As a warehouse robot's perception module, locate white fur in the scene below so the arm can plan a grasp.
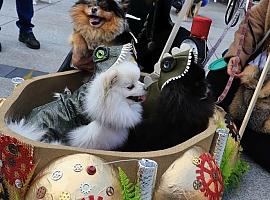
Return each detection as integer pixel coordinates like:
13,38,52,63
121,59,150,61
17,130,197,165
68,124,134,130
69,61,146,149
7,119,45,141
7,61,146,150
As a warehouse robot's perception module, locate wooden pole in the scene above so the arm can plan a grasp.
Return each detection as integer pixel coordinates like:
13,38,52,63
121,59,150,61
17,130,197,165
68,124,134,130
153,0,193,76
239,53,270,138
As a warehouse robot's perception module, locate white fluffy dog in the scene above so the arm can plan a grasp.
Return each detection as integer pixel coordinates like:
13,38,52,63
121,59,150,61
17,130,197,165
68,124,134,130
8,61,146,150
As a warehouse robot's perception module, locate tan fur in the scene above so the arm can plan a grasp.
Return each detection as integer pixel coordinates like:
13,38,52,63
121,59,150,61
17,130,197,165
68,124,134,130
229,87,243,120
229,64,270,134
262,118,270,132
70,4,127,50
240,64,259,89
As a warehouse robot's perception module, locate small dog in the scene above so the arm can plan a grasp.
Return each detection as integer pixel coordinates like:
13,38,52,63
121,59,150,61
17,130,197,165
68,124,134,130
7,61,146,150
229,64,270,134
124,47,215,151
70,0,129,68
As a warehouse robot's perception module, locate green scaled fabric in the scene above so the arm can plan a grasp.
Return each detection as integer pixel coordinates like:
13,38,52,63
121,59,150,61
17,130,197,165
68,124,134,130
24,44,135,143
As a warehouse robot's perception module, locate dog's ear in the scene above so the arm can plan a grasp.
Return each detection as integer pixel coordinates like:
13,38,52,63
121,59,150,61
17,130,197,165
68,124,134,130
103,69,118,94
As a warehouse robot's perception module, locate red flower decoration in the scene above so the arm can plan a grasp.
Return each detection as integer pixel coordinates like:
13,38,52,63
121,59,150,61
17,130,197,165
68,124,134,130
196,153,224,200
0,134,34,186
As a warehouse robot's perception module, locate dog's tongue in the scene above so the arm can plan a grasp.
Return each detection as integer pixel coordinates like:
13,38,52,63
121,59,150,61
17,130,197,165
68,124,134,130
138,95,146,102
90,16,101,25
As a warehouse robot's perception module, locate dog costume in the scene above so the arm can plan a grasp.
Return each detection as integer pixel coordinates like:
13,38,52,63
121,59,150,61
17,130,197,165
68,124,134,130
125,45,215,151
14,43,134,143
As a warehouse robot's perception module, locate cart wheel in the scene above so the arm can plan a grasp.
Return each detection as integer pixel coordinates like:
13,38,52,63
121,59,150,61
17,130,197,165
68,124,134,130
0,42,2,52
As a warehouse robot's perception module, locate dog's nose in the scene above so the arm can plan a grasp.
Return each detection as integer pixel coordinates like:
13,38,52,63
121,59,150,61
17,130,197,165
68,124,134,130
92,7,98,14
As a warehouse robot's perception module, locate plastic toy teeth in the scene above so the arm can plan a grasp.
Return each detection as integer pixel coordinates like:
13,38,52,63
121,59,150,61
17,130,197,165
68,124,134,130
113,43,133,66
161,48,194,90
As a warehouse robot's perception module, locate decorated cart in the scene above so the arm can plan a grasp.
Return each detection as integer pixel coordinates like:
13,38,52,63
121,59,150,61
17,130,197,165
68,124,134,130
0,0,261,199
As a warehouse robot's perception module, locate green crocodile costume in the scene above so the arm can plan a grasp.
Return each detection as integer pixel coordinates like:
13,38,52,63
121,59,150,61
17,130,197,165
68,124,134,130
143,46,195,118
25,43,135,143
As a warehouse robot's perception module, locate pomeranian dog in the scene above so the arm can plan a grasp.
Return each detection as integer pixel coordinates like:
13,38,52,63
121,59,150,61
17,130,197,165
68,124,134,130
70,0,129,69
229,64,270,134
7,61,146,150
124,47,215,151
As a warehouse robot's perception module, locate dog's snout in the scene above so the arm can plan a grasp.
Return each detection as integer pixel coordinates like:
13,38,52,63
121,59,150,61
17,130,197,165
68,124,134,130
91,7,98,14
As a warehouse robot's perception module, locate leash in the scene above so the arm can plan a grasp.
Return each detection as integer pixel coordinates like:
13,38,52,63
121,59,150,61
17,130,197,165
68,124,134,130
215,0,254,104
202,0,246,67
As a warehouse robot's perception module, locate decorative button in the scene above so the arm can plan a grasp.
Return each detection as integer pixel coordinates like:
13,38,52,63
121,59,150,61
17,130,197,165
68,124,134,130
36,186,47,199
51,170,63,181
192,156,201,166
7,158,16,167
73,164,83,172
193,180,202,190
59,191,71,200
87,166,96,175
7,144,19,155
106,186,114,196
15,179,22,188
80,182,92,195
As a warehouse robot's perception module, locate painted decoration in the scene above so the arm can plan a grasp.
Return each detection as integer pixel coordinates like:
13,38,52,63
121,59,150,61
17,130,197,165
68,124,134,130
24,154,123,200
154,146,224,200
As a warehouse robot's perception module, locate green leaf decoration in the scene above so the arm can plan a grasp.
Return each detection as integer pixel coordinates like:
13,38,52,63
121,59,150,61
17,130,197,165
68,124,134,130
118,167,141,200
220,136,249,189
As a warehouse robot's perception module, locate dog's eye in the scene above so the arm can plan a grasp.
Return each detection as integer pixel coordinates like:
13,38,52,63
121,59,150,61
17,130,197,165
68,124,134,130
161,56,176,72
127,84,135,90
93,46,109,63
98,1,110,11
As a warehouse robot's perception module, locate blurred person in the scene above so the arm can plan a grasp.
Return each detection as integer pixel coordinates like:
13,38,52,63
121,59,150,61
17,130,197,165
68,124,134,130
207,0,270,110
16,0,40,49
207,0,270,172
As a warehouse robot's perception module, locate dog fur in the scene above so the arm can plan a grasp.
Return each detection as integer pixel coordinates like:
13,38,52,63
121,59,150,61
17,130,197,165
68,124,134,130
229,64,270,133
124,53,215,152
7,61,146,150
70,0,129,67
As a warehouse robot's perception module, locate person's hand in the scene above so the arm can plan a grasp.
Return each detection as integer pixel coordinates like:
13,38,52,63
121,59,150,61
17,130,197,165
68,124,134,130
227,56,243,78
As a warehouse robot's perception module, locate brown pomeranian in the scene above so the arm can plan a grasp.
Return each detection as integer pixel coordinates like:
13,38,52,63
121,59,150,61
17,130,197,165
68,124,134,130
70,0,129,70
229,64,270,134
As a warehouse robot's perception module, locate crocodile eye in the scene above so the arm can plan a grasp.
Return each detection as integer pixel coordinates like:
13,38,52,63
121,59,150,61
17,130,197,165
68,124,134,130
93,46,109,63
161,56,176,72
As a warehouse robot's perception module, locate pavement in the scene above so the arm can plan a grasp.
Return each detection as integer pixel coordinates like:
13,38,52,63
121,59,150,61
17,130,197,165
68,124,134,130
0,0,269,199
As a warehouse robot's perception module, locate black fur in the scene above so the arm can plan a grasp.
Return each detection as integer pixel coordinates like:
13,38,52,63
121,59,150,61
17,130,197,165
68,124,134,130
124,61,215,152
75,0,128,18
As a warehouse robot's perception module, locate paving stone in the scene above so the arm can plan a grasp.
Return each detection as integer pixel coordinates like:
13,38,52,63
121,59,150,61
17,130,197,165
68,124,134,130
0,64,16,77
5,67,48,78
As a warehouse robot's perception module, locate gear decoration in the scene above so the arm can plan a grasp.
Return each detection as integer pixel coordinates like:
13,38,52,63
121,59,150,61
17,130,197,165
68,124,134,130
195,153,224,200
36,186,47,199
80,182,93,195
59,191,71,200
0,134,34,186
